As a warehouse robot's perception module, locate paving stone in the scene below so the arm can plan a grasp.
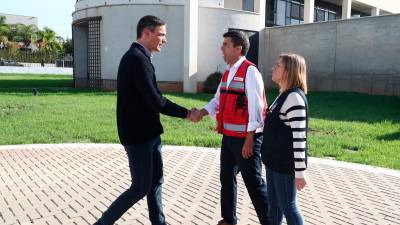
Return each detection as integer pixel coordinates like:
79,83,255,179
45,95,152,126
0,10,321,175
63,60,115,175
0,144,399,225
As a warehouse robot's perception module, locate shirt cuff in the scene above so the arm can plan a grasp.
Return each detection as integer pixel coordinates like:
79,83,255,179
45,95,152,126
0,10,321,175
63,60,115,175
295,170,306,179
247,121,262,132
204,104,217,118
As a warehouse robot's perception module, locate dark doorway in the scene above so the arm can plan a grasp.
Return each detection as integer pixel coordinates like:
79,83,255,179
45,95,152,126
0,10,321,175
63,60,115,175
72,17,102,89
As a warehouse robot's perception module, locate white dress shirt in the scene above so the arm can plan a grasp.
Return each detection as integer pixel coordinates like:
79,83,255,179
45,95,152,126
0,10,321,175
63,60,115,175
204,56,266,133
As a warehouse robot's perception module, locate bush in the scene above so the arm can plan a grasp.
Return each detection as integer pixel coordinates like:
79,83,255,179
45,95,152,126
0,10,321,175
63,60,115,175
0,49,61,63
203,71,223,94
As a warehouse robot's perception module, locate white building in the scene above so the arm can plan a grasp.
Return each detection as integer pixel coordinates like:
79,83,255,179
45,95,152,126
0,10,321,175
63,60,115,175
0,13,38,26
72,0,400,93
73,0,265,92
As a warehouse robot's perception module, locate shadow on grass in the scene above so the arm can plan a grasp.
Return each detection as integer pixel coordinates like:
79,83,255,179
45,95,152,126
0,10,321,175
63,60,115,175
167,92,216,102
112,90,400,123
2,79,399,123
0,79,73,88
0,87,116,96
377,131,400,141
306,91,400,123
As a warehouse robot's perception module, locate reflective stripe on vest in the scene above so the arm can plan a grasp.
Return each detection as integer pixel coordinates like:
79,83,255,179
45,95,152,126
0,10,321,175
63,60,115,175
223,123,247,132
229,81,245,90
220,82,228,88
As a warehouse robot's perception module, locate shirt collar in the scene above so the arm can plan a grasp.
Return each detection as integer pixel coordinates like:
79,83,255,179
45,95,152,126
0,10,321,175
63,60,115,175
135,41,152,59
228,56,246,70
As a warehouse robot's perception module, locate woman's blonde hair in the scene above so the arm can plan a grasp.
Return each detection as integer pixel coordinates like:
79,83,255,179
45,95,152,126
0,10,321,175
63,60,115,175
280,53,308,94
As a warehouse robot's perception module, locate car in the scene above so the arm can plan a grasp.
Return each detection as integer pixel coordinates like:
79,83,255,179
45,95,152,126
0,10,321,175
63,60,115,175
0,59,24,67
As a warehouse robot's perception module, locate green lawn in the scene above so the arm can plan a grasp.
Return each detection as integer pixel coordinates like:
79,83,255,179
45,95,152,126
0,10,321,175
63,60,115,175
0,74,399,169
0,73,73,88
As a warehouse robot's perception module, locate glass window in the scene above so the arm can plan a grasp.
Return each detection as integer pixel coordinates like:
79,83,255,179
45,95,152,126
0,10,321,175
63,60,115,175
276,0,286,25
271,0,342,25
266,0,276,26
286,1,292,18
243,0,254,12
291,18,300,24
273,0,310,26
316,9,325,21
291,3,300,19
314,9,317,21
328,12,336,20
300,5,304,20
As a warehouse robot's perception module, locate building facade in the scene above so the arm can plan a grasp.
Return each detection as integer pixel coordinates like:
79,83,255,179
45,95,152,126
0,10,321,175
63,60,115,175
0,13,38,26
72,0,400,95
72,0,265,92
265,0,399,26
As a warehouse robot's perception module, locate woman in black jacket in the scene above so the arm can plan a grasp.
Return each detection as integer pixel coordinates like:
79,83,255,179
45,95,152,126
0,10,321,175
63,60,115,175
262,53,308,225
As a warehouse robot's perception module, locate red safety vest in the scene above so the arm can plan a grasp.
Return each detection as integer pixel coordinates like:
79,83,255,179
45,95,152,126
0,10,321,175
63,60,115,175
217,59,267,138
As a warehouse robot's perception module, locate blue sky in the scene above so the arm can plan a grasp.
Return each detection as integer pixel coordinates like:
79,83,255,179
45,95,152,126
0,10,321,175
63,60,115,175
2,0,75,39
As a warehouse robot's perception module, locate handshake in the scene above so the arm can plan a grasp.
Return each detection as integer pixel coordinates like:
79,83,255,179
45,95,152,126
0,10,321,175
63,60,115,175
187,108,204,123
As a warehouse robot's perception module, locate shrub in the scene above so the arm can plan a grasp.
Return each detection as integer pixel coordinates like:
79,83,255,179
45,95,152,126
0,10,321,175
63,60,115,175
0,49,60,63
203,71,223,94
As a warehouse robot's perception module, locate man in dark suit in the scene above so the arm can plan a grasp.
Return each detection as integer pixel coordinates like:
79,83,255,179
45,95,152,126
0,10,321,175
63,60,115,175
95,15,198,225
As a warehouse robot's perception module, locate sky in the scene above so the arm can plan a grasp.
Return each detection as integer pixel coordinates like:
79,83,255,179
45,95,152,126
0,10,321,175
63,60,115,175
2,0,75,39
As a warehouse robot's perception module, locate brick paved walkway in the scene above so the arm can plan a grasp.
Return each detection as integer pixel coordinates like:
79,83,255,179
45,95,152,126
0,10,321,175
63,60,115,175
0,144,399,225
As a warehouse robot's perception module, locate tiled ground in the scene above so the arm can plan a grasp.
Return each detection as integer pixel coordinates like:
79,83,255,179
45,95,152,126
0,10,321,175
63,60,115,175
0,144,399,225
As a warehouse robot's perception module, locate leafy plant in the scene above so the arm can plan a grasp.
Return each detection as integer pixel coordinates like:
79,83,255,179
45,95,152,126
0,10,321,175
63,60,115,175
203,71,223,94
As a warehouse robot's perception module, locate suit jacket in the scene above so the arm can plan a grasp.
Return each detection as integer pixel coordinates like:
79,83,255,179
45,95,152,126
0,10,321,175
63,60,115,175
116,42,188,145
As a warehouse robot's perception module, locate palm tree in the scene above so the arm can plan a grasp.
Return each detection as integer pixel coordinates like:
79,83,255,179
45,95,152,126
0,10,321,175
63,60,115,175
0,16,9,47
0,26,9,46
9,24,23,42
6,23,38,47
20,24,38,47
0,16,6,26
37,27,62,52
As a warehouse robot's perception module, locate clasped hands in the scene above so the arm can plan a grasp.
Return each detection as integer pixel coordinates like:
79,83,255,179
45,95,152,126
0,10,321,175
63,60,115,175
188,108,203,122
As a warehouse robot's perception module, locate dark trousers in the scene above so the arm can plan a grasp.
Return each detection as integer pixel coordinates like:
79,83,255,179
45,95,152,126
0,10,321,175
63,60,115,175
95,136,166,225
220,134,269,225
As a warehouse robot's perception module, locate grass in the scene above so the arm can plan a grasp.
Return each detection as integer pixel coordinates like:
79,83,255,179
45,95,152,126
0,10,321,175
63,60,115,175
0,73,399,169
0,73,73,88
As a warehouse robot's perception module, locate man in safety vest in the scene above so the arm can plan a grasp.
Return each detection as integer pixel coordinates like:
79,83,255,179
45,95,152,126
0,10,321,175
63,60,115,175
195,30,269,225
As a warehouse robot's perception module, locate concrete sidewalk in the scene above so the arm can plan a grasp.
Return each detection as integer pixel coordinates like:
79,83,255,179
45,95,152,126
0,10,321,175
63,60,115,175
0,144,399,225
0,66,72,75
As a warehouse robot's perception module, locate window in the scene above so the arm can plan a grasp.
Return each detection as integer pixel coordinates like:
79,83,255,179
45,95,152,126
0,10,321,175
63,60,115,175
243,0,254,12
300,5,304,20
291,3,300,19
315,8,325,22
276,0,286,25
270,0,341,26
286,1,291,18
277,0,304,25
291,18,301,24
328,12,336,20
266,0,276,26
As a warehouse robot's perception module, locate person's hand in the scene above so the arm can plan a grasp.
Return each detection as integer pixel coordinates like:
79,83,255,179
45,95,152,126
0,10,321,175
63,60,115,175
295,178,306,191
189,108,203,122
242,136,254,159
242,132,254,159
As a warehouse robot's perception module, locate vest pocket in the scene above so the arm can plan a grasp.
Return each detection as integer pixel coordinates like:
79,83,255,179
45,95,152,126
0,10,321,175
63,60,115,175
234,94,247,117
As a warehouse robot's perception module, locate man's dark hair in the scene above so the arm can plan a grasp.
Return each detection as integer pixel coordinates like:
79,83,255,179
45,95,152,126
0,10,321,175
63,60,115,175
137,15,166,39
223,30,250,56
